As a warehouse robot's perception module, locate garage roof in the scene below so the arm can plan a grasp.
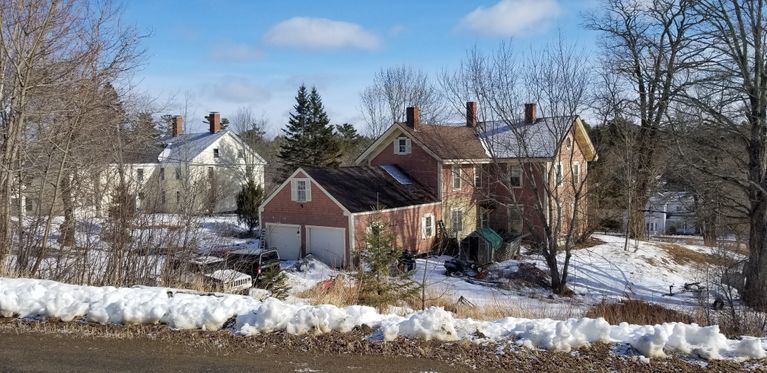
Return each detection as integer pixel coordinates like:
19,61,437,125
303,165,438,213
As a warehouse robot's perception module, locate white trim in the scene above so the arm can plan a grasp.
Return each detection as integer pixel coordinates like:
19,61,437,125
348,214,356,255
351,201,441,216
450,208,464,235
355,124,442,164
394,136,411,155
572,162,581,185
422,213,435,239
305,225,346,232
451,165,461,191
291,178,311,202
266,222,301,229
261,168,353,216
509,165,523,188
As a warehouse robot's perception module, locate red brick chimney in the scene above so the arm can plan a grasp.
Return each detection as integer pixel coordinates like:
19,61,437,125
171,115,183,137
524,103,537,124
466,101,477,128
406,106,420,130
208,112,221,134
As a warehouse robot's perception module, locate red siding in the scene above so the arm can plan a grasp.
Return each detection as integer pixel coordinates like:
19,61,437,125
369,136,440,196
261,171,349,260
353,203,442,255
482,163,548,242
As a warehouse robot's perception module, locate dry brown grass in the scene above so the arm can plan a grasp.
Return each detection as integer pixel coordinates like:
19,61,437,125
585,300,693,325
655,243,729,268
299,280,580,321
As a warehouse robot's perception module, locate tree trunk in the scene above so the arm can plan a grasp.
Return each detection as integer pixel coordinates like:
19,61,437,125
701,216,718,247
629,193,649,239
59,171,76,247
743,199,767,310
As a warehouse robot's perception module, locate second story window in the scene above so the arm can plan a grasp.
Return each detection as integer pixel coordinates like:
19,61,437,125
213,148,220,158
452,165,461,190
474,166,481,187
136,168,144,183
555,163,563,185
510,166,522,188
291,179,311,202
159,167,165,181
394,137,411,155
573,163,580,184
175,167,181,180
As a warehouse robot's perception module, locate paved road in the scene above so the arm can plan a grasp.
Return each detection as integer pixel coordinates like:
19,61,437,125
0,330,461,373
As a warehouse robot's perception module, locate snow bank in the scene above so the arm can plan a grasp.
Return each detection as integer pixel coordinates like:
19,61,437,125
0,278,763,361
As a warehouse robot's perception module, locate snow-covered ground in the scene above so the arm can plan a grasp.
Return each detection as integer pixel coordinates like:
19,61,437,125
0,277,763,361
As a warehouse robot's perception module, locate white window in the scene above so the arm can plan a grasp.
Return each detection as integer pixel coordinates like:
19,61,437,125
291,179,311,202
452,165,461,190
509,165,522,188
213,148,220,158
474,166,481,187
394,137,411,155
422,214,435,239
572,163,580,185
555,163,563,185
508,205,524,235
451,209,463,234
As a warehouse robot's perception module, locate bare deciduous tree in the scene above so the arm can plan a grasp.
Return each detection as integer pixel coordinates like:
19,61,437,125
359,65,445,137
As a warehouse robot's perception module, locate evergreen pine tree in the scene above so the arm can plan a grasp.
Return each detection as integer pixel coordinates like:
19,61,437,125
356,221,420,307
236,179,264,236
278,85,341,179
256,267,291,300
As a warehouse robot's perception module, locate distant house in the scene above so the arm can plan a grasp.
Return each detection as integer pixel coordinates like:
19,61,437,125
98,112,266,214
644,192,698,236
260,102,597,267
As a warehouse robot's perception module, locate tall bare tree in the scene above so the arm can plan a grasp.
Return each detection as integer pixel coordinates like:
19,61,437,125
360,65,445,137
586,0,702,238
441,40,594,295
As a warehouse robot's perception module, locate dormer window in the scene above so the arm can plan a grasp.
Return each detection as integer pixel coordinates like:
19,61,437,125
394,137,411,155
213,148,220,158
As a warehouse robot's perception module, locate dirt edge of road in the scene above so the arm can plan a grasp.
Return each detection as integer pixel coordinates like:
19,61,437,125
0,318,761,372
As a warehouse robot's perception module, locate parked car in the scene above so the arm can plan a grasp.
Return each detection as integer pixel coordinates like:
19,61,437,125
224,249,281,282
177,255,253,294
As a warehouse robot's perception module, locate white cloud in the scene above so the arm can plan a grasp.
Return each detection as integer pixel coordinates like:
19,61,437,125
265,17,380,50
210,43,263,62
460,0,562,37
204,76,270,104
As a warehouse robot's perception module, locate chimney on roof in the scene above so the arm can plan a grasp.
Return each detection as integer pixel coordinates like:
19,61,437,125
524,103,537,124
406,106,420,130
171,115,183,137
466,101,478,128
208,112,221,134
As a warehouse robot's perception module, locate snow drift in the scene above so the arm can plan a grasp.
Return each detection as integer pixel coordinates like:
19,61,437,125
0,278,763,361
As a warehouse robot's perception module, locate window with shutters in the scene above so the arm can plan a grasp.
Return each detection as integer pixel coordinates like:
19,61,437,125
394,137,411,155
291,179,311,202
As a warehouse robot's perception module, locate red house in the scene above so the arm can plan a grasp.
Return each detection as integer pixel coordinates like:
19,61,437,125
260,102,597,267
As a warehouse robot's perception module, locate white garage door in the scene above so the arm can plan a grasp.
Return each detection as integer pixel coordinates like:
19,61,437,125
266,224,301,260
307,226,345,268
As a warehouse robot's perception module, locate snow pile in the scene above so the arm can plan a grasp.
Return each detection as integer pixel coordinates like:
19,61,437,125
282,256,338,294
0,278,764,361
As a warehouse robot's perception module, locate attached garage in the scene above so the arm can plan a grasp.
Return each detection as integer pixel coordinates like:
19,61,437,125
307,226,346,268
266,223,301,260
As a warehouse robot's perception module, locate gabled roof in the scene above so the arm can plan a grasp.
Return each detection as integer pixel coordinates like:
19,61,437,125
302,165,438,213
399,123,488,160
158,130,229,163
478,116,577,159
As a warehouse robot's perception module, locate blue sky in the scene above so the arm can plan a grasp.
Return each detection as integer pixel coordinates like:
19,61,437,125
123,0,600,136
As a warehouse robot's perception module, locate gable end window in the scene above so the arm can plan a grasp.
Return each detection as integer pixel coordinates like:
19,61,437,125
213,148,220,158
572,163,580,184
394,137,411,155
136,168,144,183
291,179,311,202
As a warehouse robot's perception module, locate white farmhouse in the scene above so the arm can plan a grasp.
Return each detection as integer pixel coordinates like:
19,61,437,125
644,191,699,236
98,112,266,214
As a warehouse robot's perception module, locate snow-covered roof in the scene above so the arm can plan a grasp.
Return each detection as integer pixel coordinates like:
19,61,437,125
477,117,576,159
158,129,229,163
190,256,224,265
